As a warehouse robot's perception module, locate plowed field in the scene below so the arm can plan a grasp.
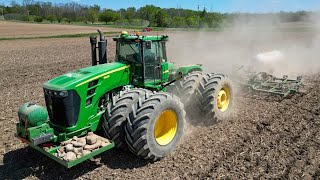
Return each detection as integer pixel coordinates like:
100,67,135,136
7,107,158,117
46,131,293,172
0,27,319,179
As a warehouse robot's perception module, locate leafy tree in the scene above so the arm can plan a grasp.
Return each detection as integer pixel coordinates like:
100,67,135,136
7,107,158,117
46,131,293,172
86,8,97,24
21,14,32,21
209,13,223,28
200,7,207,19
34,15,43,22
76,16,86,22
138,5,160,26
56,15,63,23
119,8,126,19
170,16,187,28
186,16,198,28
125,7,136,20
98,10,120,24
64,17,72,23
26,4,41,16
92,4,100,12
154,9,168,27
46,15,56,23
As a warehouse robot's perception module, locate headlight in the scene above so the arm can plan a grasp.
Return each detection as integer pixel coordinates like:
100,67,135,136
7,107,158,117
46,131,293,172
59,92,65,96
44,89,68,97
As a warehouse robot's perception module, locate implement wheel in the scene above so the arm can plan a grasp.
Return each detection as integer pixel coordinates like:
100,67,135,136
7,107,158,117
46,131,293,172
198,73,234,123
125,92,186,160
103,88,150,149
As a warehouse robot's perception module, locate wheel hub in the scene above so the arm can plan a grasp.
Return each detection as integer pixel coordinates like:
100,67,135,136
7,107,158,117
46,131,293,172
154,110,177,146
217,87,230,112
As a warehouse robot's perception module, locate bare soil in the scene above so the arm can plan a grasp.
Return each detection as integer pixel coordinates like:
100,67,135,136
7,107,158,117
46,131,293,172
0,21,125,38
0,29,319,179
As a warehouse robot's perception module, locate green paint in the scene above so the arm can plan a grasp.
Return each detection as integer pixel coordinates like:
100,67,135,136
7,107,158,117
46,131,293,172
16,33,204,167
175,64,203,76
44,62,131,134
16,122,55,142
18,102,48,127
113,34,168,42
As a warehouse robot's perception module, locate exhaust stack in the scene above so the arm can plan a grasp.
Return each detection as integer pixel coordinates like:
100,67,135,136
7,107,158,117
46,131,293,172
90,29,107,66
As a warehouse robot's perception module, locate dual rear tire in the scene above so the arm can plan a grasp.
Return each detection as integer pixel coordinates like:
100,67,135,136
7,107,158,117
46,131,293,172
168,71,234,124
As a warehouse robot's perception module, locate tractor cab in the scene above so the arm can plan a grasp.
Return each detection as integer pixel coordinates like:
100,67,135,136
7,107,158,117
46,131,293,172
113,31,170,89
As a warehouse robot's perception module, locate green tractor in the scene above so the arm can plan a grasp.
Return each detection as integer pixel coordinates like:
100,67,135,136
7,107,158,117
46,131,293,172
16,30,234,168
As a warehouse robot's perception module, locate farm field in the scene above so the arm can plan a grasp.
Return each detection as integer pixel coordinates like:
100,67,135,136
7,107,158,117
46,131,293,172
0,21,125,38
0,22,320,179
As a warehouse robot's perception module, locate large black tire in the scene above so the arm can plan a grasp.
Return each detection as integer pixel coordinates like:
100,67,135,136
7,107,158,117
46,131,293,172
167,71,205,122
125,92,186,160
103,88,150,149
167,71,205,105
197,73,234,123
166,81,182,97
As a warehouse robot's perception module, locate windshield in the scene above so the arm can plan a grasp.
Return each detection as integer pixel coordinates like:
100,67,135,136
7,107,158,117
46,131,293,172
117,42,141,62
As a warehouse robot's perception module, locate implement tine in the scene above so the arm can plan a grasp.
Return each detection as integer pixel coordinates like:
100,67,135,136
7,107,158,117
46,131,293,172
240,71,303,98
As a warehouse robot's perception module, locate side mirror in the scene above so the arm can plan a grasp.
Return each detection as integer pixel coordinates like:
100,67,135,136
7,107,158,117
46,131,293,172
146,41,152,49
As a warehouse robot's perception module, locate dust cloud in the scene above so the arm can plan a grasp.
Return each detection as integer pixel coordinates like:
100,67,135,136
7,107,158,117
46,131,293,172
166,12,320,77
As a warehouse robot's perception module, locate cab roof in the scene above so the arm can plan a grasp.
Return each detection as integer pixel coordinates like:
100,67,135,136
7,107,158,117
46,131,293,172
113,31,169,42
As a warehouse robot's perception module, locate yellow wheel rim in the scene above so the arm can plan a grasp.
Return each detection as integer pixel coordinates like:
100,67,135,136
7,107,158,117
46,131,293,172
217,87,230,112
154,110,178,146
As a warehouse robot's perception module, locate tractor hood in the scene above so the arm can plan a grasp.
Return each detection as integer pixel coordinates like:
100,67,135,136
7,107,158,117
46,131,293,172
43,62,129,90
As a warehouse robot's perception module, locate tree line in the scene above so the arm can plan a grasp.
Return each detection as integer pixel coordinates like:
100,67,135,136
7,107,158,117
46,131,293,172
0,1,315,28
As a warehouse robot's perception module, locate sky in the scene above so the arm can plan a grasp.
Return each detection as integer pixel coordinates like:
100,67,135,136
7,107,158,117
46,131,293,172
1,0,320,13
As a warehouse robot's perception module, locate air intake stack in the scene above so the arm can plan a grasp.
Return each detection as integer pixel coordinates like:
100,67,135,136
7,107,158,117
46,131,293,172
90,29,107,66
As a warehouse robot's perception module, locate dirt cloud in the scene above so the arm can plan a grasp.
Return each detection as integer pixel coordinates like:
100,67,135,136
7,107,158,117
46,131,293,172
166,13,320,77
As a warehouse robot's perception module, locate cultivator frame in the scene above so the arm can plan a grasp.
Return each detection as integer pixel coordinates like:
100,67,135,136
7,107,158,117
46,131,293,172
239,72,303,97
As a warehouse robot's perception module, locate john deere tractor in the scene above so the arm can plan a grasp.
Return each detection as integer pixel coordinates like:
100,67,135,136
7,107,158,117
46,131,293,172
16,30,234,167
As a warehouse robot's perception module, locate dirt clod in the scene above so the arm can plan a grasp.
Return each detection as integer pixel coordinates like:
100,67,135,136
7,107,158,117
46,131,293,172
72,140,85,147
86,135,97,145
65,144,74,152
64,152,77,162
87,132,94,136
58,147,65,153
84,140,101,151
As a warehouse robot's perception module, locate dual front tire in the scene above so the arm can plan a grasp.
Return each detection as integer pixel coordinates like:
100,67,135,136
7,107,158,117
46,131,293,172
103,89,186,160
125,93,185,160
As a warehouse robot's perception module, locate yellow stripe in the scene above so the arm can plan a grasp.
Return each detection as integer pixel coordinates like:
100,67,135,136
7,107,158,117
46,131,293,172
76,65,130,87
163,70,169,74
103,75,110,79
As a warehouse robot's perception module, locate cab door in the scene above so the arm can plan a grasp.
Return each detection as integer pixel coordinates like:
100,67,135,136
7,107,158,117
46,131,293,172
143,41,168,86
143,41,161,85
